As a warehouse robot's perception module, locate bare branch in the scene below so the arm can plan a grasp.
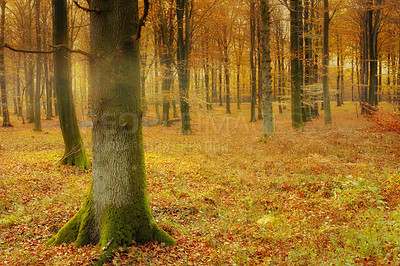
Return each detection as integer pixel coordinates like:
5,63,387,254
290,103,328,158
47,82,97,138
73,0,100,13
2,43,56,54
329,9,337,23
1,43,95,59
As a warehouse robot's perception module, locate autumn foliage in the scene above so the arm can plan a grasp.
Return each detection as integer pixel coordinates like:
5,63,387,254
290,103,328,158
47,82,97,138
365,106,400,135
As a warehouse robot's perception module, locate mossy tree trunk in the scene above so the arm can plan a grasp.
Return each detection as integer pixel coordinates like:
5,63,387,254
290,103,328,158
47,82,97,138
52,0,89,169
47,0,175,257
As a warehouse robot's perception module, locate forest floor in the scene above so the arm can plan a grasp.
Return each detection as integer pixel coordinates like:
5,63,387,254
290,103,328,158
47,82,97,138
0,102,400,265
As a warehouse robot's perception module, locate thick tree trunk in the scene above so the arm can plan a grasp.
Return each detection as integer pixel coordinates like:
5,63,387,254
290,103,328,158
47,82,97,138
0,0,11,127
51,0,89,169
47,0,175,260
261,0,273,136
322,0,332,124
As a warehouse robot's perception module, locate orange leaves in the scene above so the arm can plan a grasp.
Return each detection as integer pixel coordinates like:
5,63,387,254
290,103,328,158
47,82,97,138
366,108,400,135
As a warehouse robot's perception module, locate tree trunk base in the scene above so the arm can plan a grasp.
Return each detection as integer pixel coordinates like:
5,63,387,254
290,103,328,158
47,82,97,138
46,188,175,263
62,147,90,170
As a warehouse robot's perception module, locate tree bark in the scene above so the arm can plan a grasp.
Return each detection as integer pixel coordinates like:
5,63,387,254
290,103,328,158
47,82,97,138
51,0,89,169
33,0,41,131
261,0,273,136
290,0,303,129
176,0,192,134
47,0,175,261
0,0,11,127
250,0,257,122
323,0,332,124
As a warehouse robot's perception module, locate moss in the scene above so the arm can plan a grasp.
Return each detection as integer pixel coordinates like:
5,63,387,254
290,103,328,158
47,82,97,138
62,145,91,170
46,188,94,246
98,205,175,249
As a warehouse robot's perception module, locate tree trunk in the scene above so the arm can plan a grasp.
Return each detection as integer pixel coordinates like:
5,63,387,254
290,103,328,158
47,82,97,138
250,0,257,122
51,0,89,169
290,0,303,129
33,0,41,131
0,0,11,127
44,55,52,120
224,45,231,114
47,0,175,261
336,34,342,107
176,0,192,134
323,0,332,124
261,0,273,136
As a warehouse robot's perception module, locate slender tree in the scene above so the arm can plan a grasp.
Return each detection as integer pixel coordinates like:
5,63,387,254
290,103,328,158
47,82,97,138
250,0,257,122
0,0,11,127
261,0,273,136
33,0,41,131
290,0,303,129
323,0,332,124
52,0,89,169
176,0,192,134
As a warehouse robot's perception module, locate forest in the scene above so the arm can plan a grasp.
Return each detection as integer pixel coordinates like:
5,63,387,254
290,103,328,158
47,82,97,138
0,0,400,264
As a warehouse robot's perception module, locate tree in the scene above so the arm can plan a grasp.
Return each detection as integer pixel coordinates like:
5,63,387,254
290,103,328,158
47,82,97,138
51,0,89,169
46,0,175,260
176,0,193,134
323,0,332,124
0,0,11,127
250,0,257,122
290,0,303,129
33,0,41,131
261,0,273,135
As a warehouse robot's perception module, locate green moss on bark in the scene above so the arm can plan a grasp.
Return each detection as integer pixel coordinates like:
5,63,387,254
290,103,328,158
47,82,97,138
45,189,94,247
62,146,90,170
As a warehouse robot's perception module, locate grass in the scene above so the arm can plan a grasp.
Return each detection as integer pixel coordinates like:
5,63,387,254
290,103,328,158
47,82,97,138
0,101,399,265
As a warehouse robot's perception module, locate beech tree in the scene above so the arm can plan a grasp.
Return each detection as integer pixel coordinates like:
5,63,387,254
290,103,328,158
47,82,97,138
261,0,273,135
290,0,303,129
52,0,89,169
46,0,175,260
323,0,332,124
0,0,11,127
176,0,193,134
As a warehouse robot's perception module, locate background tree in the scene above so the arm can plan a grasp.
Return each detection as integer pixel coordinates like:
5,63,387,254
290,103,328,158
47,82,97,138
51,0,89,169
176,0,193,134
323,0,332,124
261,0,273,136
0,0,11,127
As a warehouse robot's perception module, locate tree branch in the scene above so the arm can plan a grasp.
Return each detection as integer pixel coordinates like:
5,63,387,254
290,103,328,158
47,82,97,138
73,0,100,13
329,9,337,23
1,43,56,54
1,43,96,59
136,0,150,40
